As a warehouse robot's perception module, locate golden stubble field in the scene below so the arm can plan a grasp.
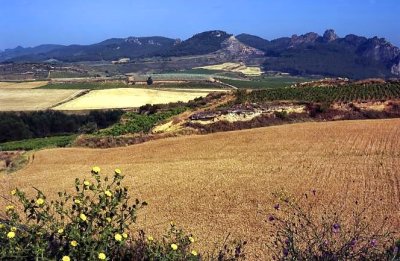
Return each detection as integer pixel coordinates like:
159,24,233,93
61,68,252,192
0,89,85,111
53,88,216,110
1,119,400,259
0,81,48,89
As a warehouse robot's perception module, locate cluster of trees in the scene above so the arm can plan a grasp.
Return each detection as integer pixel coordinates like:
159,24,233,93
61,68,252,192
0,110,123,143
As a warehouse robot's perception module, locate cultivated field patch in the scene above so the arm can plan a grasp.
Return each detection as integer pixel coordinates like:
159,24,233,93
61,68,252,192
0,81,48,89
0,89,85,111
1,119,399,259
195,62,263,76
53,88,219,110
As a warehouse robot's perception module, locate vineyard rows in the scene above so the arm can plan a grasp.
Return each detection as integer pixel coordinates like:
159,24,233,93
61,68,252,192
247,83,400,103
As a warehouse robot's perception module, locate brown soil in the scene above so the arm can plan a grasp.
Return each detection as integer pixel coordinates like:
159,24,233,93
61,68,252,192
1,119,399,259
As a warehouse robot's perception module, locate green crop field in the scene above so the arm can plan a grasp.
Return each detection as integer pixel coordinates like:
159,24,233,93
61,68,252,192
38,82,130,90
244,83,400,103
220,76,312,89
0,135,77,151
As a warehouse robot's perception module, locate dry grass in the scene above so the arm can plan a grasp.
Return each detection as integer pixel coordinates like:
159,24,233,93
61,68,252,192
1,119,400,259
0,81,48,89
195,62,263,76
0,89,85,111
53,88,215,110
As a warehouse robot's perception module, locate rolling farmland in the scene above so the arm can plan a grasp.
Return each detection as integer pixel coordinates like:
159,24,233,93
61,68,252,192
53,88,219,110
0,89,85,111
1,119,399,259
246,83,400,102
0,81,48,89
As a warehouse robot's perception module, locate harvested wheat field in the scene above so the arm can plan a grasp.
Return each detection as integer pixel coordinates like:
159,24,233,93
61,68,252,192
195,62,263,76
0,81,48,89
1,119,400,259
53,88,215,110
0,89,85,111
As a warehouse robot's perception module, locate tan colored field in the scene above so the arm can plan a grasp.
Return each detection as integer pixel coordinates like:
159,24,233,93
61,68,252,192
0,89,85,111
0,81,48,89
53,88,216,110
196,62,263,76
1,119,400,259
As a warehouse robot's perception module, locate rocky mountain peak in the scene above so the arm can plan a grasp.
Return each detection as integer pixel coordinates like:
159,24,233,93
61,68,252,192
323,29,338,42
220,36,265,57
290,32,319,46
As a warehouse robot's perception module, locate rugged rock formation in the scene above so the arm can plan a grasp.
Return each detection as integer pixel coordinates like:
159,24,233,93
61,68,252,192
322,29,338,42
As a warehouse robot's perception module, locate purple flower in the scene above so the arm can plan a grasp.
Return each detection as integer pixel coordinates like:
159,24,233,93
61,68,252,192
370,239,377,247
274,204,280,210
283,248,289,257
349,239,357,247
268,215,275,222
332,223,341,233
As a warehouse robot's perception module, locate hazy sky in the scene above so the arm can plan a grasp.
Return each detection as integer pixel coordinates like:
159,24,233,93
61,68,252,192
0,0,398,50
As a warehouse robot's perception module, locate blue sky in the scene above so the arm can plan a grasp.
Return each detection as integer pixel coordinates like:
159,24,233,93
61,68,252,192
0,0,398,50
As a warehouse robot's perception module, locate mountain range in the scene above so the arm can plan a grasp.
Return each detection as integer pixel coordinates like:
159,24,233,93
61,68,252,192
1,29,399,79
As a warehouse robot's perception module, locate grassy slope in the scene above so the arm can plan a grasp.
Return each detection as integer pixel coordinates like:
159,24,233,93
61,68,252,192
0,135,77,151
1,119,399,259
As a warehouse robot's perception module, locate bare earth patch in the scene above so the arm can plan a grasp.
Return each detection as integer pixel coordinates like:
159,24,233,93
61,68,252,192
0,89,85,111
53,88,217,110
1,119,399,259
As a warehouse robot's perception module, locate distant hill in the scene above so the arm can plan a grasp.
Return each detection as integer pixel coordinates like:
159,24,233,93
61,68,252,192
237,30,400,79
157,30,232,57
3,37,177,62
2,29,400,79
0,44,64,62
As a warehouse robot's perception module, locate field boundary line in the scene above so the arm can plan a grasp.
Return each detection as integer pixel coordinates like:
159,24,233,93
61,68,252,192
48,89,90,110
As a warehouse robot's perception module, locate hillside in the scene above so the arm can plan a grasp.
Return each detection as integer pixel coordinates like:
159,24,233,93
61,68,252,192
1,119,399,259
238,30,400,79
3,36,177,62
2,29,400,79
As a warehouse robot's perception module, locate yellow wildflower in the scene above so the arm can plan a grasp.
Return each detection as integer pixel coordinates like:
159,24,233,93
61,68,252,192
104,190,112,197
57,228,64,234
122,233,128,239
98,252,106,260
36,198,45,206
106,217,112,223
10,189,16,196
114,168,121,175
189,236,195,243
83,180,90,186
79,213,87,221
170,221,175,226
114,233,122,241
70,240,78,247
147,236,154,241
6,205,14,211
11,227,17,232
62,256,71,261
171,243,178,251
0,224,4,229
7,231,15,239
191,250,198,256
92,166,101,174
74,199,81,204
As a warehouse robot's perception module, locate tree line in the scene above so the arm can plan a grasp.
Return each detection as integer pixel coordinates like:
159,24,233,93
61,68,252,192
0,110,123,143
